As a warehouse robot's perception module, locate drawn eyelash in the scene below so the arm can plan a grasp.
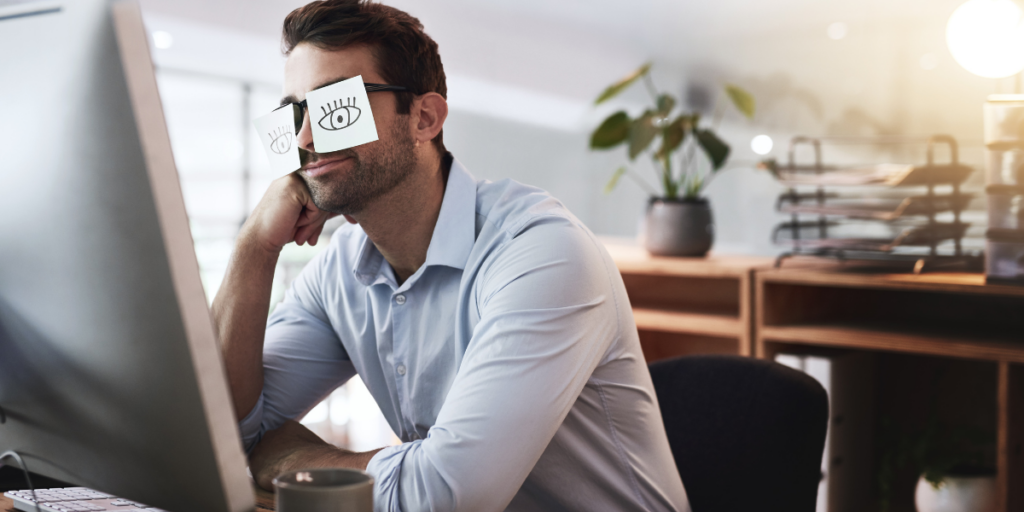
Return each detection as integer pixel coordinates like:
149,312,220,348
269,126,293,154
317,97,362,131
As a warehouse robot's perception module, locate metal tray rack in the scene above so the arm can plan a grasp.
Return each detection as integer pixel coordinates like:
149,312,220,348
772,135,982,272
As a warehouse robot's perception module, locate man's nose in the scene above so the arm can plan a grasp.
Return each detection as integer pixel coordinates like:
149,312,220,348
296,109,314,152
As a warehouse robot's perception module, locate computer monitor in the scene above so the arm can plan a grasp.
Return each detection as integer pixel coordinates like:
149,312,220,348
0,1,254,511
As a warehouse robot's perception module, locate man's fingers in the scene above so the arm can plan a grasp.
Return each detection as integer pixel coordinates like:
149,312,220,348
285,186,337,246
295,203,334,227
309,224,326,246
295,206,319,227
294,224,314,246
294,216,327,245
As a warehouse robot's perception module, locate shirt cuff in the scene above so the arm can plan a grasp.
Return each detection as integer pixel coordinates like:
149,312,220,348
237,394,266,454
365,442,417,512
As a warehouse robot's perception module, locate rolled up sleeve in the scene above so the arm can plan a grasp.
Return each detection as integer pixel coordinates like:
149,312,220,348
238,252,356,453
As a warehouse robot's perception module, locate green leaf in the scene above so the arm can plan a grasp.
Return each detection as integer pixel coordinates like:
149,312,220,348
628,111,658,160
604,167,627,194
695,129,731,170
594,62,652,105
589,111,631,149
656,115,690,159
685,176,703,198
724,84,755,119
656,94,676,116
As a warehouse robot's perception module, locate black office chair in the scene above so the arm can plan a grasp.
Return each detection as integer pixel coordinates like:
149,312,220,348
648,354,828,512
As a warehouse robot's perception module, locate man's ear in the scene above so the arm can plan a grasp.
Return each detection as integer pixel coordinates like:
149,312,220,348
411,92,447,144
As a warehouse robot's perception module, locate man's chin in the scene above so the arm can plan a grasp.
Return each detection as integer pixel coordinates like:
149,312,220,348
304,180,360,215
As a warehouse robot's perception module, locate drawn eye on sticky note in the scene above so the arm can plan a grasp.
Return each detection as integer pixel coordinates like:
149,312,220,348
269,126,294,154
253,104,301,177
306,75,378,153
318,97,362,131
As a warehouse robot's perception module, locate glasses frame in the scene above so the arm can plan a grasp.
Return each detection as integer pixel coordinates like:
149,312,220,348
275,83,410,134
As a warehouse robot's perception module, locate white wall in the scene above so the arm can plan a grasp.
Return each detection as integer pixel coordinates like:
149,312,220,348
142,0,1000,256
391,0,1002,254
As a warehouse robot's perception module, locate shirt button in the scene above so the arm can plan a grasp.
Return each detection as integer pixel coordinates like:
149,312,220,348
397,364,407,375
395,294,406,305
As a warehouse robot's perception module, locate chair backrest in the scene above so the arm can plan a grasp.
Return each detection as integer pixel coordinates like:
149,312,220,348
648,354,829,512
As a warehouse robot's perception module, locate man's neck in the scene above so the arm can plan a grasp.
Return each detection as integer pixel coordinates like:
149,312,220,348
350,151,450,285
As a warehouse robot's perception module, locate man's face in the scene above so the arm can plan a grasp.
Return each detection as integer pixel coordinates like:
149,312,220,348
283,43,416,215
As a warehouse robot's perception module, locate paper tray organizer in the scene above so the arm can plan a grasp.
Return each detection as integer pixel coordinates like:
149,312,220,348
771,135,980,272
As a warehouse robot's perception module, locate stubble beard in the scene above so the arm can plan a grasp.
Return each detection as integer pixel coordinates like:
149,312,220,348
300,118,417,215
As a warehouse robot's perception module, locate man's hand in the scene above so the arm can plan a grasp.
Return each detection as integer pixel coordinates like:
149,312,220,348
241,173,336,253
249,420,384,490
213,173,336,420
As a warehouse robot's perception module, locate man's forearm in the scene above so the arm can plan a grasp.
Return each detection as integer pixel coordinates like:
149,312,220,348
249,420,384,490
212,230,282,420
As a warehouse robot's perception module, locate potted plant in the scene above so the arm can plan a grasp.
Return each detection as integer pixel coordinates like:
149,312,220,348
877,397,996,512
913,468,996,512
589,63,755,256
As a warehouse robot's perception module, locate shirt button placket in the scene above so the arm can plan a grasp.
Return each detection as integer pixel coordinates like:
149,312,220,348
392,292,410,431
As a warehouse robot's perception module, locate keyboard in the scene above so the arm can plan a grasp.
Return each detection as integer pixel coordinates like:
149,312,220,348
4,487,167,512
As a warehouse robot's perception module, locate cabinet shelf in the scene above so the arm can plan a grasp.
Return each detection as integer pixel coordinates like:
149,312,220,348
760,324,1024,363
632,308,742,338
604,238,772,359
759,267,1024,298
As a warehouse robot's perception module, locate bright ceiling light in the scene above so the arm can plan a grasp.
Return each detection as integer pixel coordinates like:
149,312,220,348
152,30,174,50
751,135,773,155
947,0,1024,78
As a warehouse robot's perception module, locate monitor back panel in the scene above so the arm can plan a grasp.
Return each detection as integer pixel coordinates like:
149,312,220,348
0,2,253,511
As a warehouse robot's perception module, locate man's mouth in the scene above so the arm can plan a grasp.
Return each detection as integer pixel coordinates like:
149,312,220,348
303,154,353,178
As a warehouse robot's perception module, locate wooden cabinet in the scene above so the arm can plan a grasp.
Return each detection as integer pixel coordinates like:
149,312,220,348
604,241,772,362
756,266,1024,512
607,240,1024,511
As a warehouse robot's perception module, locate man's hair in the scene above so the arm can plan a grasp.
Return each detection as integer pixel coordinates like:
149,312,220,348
283,0,446,151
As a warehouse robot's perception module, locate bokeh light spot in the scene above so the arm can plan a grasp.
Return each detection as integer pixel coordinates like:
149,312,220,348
751,135,773,155
947,0,1024,78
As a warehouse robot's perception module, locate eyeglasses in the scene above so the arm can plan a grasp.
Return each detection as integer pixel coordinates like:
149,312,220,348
276,83,409,134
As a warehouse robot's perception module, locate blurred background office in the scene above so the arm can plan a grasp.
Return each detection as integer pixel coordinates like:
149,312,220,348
136,0,1005,452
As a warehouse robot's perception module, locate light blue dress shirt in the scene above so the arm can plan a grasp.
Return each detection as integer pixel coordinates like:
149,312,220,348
239,156,690,512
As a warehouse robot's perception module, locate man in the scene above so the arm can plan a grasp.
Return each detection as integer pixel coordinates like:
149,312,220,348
213,1,690,510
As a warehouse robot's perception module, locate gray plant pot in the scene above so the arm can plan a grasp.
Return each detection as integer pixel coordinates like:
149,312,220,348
644,197,714,257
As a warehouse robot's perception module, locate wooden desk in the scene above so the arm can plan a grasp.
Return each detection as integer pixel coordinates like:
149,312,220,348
604,241,773,360
1,485,276,511
254,486,274,511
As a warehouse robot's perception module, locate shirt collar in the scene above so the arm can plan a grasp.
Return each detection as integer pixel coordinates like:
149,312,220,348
352,154,477,286
353,236,389,286
422,156,477,271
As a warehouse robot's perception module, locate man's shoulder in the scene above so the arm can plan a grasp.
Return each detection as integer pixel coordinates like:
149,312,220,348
469,178,611,280
473,177,579,240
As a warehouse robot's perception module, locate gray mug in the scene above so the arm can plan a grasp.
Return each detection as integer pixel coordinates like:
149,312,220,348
273,468,374,512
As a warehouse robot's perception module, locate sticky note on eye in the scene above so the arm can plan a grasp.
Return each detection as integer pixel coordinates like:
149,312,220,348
253,104,301,177
306,75,379,153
